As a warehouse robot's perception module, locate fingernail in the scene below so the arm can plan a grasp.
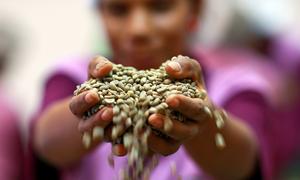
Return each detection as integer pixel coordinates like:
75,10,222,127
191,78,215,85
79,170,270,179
112,145,122,156
168,61,181,72
82,132,91,149
95,60,108,71
92,127,104,140
85,91,98,103
148,115,163,129
167,95,179,108
113,144,126,156
101,109,111,121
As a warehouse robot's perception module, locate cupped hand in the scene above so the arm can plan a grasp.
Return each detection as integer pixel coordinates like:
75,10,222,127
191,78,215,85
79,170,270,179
69,56,127,155
147,56,212,156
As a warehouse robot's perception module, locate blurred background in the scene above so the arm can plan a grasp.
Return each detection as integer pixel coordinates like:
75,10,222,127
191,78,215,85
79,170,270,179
0,0,107,136
0,0,300,179
0,0,299,177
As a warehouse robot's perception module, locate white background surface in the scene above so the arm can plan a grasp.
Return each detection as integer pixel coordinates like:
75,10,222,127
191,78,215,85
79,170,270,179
0,0,101,136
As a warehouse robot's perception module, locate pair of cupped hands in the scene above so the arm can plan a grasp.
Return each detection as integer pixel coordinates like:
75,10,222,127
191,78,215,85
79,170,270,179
69,56,211,156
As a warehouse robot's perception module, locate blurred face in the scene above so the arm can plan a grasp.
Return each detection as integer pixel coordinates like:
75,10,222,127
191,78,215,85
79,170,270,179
99,0,199,69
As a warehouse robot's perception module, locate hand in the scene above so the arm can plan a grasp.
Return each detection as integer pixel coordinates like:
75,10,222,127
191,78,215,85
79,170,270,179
69,56,126,155
147,56,212,156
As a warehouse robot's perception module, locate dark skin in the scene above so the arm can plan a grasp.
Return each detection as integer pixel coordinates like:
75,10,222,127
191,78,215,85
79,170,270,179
98,0,200,69
34,0,257,179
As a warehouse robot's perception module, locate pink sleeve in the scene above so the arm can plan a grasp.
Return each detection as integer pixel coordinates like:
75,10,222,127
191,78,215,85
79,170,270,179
26,74,79,180
0,105,23,180
41,73,79,110
223,91,274,180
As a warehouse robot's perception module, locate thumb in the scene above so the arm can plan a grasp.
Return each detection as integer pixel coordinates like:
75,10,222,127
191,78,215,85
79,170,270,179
165,55,205,87
88,56,113,79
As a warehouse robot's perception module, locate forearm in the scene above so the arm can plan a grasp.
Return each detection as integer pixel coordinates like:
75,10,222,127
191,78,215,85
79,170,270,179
33,97,96,168
184,114,258,180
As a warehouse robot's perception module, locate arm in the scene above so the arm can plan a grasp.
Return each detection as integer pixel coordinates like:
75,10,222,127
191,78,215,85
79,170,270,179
184,91,269,179
147,57,259,179
33,57,114,168
34,96,87,168
0,107,23,180
184,110,258,179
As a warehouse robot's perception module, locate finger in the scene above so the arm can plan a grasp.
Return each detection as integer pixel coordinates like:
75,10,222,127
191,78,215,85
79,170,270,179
165,55,205,86
80,107,114,149
147,132,180,156
148,114,199,141
112,144,127,156
88,56,113,78
69,90,100,117
78,107,113,133
79,106,115,141
166,94,211,122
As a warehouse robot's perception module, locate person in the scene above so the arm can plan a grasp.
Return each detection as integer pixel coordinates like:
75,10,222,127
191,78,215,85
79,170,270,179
220,9,300,177
29,0,282,179
0,22,23,180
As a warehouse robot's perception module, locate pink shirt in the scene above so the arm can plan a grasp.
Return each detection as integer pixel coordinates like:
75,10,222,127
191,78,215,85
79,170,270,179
0,87,23,180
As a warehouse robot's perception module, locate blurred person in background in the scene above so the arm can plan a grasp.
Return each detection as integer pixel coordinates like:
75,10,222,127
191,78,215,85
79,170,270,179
201,0,300,178
0,21,24,180
28,0,295,179
266,26,300,180
259,5,300,180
